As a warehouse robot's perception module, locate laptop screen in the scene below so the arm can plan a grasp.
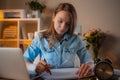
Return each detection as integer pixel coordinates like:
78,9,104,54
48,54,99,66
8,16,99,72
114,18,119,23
0,48,30,80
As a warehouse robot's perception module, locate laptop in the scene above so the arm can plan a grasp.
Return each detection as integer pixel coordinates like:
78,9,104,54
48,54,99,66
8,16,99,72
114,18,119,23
0,48,30,80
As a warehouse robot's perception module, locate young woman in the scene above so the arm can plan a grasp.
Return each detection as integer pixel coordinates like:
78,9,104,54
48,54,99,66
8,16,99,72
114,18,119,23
24,3,94,77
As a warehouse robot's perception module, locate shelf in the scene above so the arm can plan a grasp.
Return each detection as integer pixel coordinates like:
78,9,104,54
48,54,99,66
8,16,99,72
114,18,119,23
0,39,18,41
0,19,19,21
0,18,40,23
0,41,18,47
0,18,40,52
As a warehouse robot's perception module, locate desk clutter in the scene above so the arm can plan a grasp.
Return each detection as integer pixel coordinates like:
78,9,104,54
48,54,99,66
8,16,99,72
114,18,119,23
32,58,120,80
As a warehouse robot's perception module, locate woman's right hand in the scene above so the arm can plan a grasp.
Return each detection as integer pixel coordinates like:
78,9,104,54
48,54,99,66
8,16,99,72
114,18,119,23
35,60,50,74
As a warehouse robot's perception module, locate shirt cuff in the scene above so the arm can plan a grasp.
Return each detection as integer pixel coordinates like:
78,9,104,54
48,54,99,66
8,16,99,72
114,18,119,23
27,64,37,75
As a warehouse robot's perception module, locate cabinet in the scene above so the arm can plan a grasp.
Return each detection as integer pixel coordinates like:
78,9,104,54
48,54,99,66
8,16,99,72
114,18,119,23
0,18,40,52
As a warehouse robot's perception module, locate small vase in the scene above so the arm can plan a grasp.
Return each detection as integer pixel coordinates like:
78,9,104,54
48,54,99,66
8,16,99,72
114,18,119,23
92,46,99,61
31,10,40,18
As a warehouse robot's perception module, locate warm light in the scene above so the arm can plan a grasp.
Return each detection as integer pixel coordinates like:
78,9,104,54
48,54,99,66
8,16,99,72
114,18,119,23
0,10,4,19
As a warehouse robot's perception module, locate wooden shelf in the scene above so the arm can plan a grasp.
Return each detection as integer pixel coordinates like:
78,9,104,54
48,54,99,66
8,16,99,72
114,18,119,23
0,18,40,52
0,39,18,41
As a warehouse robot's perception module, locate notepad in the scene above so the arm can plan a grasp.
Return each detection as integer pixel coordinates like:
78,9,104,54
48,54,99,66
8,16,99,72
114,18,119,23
40,68,80,79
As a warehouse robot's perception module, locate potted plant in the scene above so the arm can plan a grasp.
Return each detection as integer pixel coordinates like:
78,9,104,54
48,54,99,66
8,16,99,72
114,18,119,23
26,0,46,18
83,29,105,60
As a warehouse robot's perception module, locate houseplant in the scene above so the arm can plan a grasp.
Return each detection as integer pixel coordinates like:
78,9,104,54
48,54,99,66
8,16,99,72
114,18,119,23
26,0,46,13
26,0,46,18
83,29,105,60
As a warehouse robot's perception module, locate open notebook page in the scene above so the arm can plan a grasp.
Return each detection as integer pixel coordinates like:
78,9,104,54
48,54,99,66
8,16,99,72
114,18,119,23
39,68,80,80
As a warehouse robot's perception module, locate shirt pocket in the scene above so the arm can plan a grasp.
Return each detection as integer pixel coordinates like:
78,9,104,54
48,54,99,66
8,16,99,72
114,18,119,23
63,48,76,60
44,48,55,59
64,48,76,54
61,48,76,67
43,48,55,64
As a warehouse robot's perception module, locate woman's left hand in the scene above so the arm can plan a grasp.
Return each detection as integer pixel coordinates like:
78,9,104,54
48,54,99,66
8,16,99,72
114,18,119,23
76,62,94,77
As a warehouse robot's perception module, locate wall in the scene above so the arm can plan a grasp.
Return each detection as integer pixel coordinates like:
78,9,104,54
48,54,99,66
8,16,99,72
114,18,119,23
0,0,120,69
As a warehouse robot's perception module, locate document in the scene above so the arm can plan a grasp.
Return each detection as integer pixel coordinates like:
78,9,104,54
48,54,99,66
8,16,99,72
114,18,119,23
40,68,80,80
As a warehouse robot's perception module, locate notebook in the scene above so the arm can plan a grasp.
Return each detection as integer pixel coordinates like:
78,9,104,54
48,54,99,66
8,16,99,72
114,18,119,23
33,68,80,80
0,48,30,80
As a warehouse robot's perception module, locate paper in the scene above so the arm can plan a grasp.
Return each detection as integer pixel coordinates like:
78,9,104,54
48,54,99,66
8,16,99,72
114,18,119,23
40,68,80,80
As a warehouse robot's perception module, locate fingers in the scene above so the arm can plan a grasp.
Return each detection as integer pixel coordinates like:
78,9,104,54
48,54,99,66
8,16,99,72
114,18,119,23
76,63,93,77
35,61,45,74
39,60,47,66
80,64,88,76
40,61,51,72
45,64,51,73
35,60,51,74
76,64,88,76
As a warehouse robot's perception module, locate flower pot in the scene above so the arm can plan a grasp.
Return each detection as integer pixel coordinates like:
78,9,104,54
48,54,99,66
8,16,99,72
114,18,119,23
31,10,40,18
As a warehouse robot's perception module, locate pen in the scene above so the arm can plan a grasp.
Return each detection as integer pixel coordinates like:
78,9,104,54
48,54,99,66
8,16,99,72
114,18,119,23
44,58,52,75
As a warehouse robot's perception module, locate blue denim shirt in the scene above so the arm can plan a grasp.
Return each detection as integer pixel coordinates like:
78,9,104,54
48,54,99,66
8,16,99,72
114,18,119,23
24,33,93,68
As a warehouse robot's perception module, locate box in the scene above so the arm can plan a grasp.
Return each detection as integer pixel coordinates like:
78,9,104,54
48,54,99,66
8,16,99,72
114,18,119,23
1,9,27,19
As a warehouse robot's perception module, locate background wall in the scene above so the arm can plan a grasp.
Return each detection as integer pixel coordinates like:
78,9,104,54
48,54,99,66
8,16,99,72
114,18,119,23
0,0,120,69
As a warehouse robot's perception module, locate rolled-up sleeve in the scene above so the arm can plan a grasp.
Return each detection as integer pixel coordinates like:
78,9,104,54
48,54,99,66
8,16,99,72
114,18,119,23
23,33,41,63
76,36,93,64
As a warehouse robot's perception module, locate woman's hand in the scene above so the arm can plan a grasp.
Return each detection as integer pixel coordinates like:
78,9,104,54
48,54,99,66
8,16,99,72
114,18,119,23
76,62,94,77
35,60,51,74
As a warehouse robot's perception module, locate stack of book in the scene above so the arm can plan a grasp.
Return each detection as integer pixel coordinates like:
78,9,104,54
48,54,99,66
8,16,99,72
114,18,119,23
2,25,18,39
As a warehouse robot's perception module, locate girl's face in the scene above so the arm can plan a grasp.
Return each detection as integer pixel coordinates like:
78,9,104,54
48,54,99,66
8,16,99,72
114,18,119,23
53,11,70,37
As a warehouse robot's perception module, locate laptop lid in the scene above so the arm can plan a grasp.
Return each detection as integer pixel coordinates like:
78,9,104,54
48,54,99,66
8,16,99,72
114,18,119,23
0,48,30,80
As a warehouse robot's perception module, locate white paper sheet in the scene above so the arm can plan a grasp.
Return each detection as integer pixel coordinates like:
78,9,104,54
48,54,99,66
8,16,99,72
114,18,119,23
40,68,80,80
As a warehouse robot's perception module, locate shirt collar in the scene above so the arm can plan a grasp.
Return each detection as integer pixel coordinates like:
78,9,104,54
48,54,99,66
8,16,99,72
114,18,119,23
62,33,69,41
46,33,69,41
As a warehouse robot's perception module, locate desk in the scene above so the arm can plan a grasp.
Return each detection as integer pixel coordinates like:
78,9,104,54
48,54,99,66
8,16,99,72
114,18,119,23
31,68,120,80
33,75,97,80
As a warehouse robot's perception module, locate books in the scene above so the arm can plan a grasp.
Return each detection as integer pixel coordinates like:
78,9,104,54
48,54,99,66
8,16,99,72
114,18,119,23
20,26,27,39
2,25,18,39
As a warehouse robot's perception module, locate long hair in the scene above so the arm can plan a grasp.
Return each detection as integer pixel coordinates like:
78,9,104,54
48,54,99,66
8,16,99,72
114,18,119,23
41,3,77,47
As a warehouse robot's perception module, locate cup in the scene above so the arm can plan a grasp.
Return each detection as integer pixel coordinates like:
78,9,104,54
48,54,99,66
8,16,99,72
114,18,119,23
28,33,33,40
27,13,32,18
